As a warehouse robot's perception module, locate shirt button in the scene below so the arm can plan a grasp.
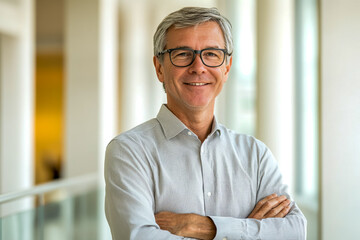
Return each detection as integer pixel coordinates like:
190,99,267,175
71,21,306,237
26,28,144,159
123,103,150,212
207,192,212,197
222,238,228,240
187,131,192,136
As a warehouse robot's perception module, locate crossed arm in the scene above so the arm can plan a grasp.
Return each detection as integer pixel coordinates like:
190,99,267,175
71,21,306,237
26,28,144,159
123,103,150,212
105,139,307,240
155,194,291,240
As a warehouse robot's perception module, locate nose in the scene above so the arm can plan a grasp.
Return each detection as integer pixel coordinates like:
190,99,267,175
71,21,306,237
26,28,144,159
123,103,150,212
188,54,206,74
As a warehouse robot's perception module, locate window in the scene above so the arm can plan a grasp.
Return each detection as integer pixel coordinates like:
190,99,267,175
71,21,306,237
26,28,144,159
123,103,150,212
294,0,319,239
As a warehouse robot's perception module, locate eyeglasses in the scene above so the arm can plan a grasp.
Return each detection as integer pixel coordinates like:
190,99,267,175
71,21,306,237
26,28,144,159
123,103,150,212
157,47,231,67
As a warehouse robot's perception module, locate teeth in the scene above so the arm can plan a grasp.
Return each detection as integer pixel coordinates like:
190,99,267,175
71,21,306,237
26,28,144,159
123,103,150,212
187,83,207,86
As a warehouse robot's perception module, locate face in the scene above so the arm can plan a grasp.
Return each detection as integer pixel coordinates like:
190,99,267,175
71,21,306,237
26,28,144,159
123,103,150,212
153,21,232,115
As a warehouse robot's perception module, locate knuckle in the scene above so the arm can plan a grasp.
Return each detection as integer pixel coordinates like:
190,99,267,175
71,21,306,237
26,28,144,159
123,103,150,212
278,196,285,201
283,200,290,206
263,201,272,208
268,209,276,216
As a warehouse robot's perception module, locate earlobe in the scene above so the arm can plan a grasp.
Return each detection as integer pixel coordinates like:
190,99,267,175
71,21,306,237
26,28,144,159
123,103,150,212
225,56,233,75
223,56,233,82
153,56,164,82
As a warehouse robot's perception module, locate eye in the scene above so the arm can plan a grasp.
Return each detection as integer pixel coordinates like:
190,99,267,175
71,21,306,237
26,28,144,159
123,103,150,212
172,50,192,58
203,50,221,59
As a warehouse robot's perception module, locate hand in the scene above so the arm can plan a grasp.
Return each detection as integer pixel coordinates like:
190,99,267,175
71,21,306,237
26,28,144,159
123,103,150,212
247,193,291,220
155,211,216,240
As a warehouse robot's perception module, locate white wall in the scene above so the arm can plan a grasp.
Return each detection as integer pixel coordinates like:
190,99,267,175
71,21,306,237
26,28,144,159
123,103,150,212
0,0,34,217
321,0,360,239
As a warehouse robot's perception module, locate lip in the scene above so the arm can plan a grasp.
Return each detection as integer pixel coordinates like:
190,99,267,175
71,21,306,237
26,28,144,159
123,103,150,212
183,82,210,86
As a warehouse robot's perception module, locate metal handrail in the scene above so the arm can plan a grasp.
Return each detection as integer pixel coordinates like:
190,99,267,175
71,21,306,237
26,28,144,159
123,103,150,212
0,172,99,204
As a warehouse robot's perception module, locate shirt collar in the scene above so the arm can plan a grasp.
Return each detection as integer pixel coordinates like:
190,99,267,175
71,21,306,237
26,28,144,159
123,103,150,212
156,105,187,140
156,104,222,140
210,116,222,137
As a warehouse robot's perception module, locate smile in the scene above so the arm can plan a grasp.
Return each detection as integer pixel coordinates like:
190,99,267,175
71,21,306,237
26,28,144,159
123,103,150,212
185,83,209,86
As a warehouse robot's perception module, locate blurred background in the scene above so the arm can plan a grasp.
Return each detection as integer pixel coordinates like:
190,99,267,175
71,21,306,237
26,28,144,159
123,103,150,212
0,0,359,239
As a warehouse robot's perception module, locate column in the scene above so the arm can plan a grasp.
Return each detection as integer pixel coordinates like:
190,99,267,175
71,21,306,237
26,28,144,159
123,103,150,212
256,0,295,191
0,0,34,217
64,0,118,178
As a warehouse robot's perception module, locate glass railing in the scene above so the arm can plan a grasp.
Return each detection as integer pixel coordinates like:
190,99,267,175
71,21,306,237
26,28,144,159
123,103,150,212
0,174,112,240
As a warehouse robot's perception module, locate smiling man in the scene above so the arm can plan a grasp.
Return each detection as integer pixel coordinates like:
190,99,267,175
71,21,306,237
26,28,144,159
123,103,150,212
105,7,306,240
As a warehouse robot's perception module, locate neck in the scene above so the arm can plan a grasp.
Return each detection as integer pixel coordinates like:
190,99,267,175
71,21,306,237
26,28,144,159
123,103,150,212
166,103,214,143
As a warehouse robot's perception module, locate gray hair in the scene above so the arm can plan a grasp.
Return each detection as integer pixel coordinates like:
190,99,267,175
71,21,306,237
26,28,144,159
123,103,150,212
153,7,233,61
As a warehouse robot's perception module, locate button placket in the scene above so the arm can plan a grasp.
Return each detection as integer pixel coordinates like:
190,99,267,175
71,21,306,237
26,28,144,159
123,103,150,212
200,141,215,214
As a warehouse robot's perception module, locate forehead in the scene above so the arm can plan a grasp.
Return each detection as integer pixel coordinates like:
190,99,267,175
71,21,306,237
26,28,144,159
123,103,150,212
165,21,225,48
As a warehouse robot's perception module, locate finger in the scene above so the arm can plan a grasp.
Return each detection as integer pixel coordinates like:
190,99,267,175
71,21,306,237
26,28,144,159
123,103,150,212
155,212,174,225
251,194,278,214
248,194,278,218
274,205,291,218
255,195,288,217
259,195,287,212
264,199,291,218
248,194,282,219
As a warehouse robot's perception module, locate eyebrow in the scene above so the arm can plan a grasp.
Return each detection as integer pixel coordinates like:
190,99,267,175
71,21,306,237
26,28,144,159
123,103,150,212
173,46,192,49
172,45,224,49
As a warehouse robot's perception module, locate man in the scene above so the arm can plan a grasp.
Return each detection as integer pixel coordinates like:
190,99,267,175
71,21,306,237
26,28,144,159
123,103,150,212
105,7,306,240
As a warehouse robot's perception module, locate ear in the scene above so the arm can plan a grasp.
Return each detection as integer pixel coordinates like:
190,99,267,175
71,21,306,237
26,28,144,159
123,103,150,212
153,56,164,83
223,56,232,82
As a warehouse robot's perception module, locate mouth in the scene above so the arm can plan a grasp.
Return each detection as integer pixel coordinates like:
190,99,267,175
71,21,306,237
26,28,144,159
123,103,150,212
184,82,209,86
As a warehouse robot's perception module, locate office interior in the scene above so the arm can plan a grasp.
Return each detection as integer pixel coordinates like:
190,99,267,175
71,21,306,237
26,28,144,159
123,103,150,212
0,0,359,239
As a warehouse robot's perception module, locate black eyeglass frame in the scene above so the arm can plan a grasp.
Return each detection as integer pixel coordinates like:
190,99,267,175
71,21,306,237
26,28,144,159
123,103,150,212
157,47,232,68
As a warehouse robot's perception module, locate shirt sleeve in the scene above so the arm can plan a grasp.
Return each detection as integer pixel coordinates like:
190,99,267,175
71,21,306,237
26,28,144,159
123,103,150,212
104,138,195,240
209,140,307,240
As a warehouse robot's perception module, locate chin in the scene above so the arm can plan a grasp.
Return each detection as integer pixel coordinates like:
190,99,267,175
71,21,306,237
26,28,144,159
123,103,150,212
185,101,212,110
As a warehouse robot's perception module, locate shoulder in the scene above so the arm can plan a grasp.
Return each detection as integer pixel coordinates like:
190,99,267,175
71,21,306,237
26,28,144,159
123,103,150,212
106,118,163,157
218,124,274,168
105,119,161,169
219,124,268,151
111,118,160,144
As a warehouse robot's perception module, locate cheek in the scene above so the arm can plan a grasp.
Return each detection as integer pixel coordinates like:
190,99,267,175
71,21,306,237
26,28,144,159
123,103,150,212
219,69,230,83
165,70,184,84
213,70,227,82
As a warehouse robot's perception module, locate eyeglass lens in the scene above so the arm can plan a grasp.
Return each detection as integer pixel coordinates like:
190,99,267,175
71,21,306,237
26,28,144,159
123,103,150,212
170,49,225,67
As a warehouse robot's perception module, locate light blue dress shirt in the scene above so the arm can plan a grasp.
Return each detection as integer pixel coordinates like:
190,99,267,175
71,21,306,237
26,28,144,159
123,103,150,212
105,105,306,240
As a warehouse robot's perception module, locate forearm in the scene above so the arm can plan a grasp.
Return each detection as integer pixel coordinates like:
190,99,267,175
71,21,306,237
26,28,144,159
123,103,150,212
186,215,216,240
155,212,216,240
210,207,307,240
106,194,197,240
